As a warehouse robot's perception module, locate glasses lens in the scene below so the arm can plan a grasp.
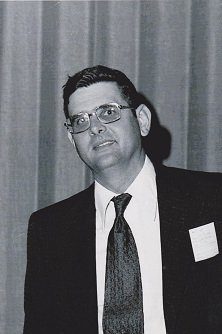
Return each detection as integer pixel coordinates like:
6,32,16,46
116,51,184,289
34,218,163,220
72,113,89,133
97,104,120,124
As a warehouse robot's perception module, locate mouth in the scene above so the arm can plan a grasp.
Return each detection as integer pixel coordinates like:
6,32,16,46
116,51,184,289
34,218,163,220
93,140,115,150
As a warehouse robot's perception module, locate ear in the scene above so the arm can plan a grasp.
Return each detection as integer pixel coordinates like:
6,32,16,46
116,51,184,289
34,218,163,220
67,130,75,147
135,104,151,136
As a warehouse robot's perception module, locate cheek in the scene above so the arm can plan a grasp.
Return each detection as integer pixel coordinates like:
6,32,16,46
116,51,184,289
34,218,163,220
73,136,89,157
121,119,141,141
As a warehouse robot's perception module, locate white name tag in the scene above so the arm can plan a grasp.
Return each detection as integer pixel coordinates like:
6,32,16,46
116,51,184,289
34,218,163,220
189,222,219,262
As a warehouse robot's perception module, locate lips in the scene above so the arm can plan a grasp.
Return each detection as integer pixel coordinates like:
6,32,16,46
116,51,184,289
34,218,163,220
93,140,115,150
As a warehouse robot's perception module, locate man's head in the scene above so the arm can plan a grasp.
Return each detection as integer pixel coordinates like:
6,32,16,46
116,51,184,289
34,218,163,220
63,65,151,187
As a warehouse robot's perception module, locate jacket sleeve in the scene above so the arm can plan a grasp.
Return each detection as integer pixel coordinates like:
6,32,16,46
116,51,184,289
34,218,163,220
23,213,52,333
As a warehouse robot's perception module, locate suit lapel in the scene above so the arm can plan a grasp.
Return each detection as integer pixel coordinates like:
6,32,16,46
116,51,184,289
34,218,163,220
156,167,192,334
68,184,99,332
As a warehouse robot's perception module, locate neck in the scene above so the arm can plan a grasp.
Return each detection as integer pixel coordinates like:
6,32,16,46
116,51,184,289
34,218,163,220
94,152,146,193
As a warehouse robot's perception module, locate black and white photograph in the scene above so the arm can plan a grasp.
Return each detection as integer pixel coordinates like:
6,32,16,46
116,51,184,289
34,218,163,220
0,1,222,333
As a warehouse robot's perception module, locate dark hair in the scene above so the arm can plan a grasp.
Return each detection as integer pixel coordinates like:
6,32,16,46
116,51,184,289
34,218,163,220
63,65,140,119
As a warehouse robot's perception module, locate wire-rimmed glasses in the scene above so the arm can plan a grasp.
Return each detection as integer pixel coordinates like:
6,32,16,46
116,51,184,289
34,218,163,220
64,102,134,134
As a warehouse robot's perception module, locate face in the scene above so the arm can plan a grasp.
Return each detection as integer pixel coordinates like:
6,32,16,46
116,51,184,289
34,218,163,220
68,81,151,176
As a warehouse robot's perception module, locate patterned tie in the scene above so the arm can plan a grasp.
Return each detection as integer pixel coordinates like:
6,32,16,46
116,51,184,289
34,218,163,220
102,193,144,334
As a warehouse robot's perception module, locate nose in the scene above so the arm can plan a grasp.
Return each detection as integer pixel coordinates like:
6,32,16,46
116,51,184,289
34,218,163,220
89,114,106,135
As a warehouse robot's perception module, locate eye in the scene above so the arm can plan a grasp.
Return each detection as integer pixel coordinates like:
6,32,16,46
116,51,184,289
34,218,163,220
76,117,86,125
102,107,117,116
73,114,88,127
107,108,115,115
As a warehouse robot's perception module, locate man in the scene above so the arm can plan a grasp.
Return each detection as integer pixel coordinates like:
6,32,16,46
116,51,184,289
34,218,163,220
24,65,222,334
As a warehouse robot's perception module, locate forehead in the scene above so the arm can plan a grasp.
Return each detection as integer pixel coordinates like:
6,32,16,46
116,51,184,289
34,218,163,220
68,81,127,115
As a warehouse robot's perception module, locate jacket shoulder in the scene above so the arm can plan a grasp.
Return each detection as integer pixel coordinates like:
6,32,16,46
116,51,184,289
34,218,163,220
29,183,95,229
157,165,222,186
156,165,222,203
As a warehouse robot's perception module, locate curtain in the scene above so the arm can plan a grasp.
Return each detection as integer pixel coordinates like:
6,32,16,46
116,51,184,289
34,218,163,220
0,1,222,332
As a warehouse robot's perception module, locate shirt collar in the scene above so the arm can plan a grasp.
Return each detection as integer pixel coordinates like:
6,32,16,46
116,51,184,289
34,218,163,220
95,181,116,227
95,156,156,228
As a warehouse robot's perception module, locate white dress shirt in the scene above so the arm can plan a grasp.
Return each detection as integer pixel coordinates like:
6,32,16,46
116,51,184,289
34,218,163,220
95,156,166,333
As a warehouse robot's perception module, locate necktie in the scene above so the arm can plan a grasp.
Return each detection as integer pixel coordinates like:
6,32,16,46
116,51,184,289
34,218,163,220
102,193,144,334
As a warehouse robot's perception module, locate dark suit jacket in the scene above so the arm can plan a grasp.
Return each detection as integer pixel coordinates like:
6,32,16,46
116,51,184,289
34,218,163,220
23,166,222,334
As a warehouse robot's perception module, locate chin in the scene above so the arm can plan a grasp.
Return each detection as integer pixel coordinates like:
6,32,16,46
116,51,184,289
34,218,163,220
90,155,121,173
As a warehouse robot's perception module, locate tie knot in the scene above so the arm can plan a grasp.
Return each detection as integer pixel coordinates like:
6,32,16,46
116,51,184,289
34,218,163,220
112,193,132,216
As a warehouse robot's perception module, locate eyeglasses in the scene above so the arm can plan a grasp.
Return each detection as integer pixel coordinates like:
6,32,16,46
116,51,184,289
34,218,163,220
64,102,134,134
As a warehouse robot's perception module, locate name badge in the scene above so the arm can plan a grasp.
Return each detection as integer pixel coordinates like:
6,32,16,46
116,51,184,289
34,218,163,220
189,222,219,262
